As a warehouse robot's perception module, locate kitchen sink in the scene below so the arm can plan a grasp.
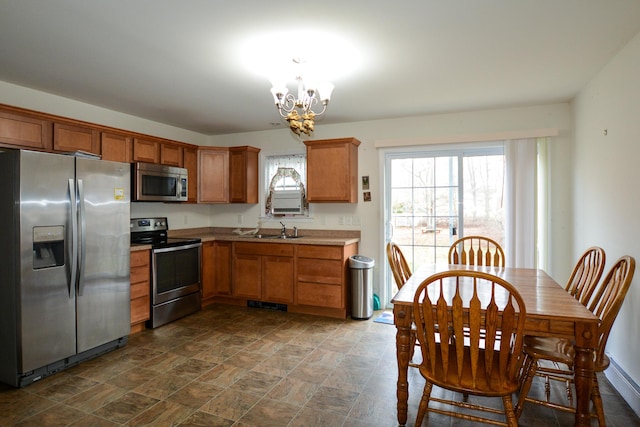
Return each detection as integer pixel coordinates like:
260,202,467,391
255,234,302,239
237,232,303,239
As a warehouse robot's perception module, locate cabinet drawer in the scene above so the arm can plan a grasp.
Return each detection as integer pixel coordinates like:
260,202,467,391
297,282,343,308
131,250,150,267
130,265,150,284
297,258,343,285
297,245,343,260
131,281,150,300
234,242,294,257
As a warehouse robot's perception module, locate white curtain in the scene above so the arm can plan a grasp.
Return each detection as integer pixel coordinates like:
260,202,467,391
504,138,537,268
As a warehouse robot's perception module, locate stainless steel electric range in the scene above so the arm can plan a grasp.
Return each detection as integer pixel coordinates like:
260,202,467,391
130,217,202,328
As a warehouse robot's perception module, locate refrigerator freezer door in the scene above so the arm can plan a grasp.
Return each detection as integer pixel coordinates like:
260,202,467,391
19,150,77,372
75,157,131,353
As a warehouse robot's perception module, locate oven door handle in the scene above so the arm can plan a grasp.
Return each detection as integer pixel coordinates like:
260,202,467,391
152,242,202,254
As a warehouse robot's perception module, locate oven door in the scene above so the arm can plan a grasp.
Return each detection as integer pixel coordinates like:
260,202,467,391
151,243,201,305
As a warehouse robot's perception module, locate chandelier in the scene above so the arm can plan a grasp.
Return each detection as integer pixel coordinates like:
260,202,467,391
269,58,334,136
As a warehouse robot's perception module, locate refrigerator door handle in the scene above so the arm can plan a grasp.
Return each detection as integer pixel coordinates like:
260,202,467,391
77,178,87,296
68,178,78,297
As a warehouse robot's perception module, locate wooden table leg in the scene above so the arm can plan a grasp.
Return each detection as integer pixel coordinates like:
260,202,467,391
573,321,597,426
394,304,412,426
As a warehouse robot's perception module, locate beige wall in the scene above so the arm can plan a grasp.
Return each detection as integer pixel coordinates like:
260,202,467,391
573,31,640,412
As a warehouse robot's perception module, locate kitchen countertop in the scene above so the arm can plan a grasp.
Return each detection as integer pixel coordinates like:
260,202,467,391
170,227,360,246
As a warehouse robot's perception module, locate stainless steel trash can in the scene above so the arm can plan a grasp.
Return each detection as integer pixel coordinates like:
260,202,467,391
349,255,375,320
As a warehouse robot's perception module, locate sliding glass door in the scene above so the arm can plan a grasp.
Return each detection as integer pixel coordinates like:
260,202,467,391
383,144,505,298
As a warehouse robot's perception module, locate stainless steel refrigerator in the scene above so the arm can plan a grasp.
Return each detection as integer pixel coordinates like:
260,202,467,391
0,148,131,387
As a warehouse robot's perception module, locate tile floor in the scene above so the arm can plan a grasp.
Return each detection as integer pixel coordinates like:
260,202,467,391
0,305,638,426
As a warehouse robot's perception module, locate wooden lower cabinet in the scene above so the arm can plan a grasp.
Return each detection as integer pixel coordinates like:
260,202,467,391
294,243,358,318
130,249,151,333
214,241,357,319
232,242,294,303
202,241,233,307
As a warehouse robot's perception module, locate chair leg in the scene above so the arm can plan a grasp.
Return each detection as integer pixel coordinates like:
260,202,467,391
591,374,606,427
502,395,518,427
515,356,539,419
415,381,433,426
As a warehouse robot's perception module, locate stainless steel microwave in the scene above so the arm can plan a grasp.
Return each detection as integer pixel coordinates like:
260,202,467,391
132,162,188,202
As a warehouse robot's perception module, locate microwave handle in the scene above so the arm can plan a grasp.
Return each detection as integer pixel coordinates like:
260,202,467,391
177,176,185,198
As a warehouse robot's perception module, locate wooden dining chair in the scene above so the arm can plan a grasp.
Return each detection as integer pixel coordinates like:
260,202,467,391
565,246,606,306
386,241,412,290
386,241,421,364
412,270,527,427
523,246,606,406
515,255,636,425
448,235,505,267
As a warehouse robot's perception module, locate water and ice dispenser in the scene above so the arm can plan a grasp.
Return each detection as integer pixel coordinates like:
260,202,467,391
32,226,65,269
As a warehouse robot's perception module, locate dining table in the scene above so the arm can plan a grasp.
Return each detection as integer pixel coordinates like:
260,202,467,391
391,263,600,427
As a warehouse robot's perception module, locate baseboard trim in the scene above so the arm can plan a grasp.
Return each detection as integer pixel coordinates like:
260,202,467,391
604,355,640,418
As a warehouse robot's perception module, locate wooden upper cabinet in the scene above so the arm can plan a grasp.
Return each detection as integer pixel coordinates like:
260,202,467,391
229,146,260,203
183,146,198,202
198,147,229,203
304,137,360,203
160,142,183,167
0,109,53,150
100,132,132,163
53,123,100,155
132,137,160,163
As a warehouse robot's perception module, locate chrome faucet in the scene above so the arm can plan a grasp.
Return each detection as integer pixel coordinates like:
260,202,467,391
280,221,286,237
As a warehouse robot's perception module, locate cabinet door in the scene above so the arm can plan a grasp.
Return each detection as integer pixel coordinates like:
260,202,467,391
160,142,183,166
201,242,215,300
53,123,100,154
214,242,232,296
133,137,160,163
183,146,198,202
263,256,294,303
233,254,262,299
304,138,360,203
0,109,52,150
101,132,132,162
229,146,260,203
198,148,229,203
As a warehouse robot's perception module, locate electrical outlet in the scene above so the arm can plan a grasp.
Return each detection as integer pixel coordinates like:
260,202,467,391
237,215,243,224
183,215,188,225
338,216,344,226
352,215,361,226
345,216,352,226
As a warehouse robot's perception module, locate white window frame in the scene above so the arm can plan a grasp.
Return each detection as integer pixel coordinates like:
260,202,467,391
259,150,313,223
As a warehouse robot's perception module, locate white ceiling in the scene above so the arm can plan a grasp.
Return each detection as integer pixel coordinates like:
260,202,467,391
1,1,640,136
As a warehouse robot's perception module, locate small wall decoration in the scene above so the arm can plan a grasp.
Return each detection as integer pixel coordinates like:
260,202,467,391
362,176,370,190
363,191,372,202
